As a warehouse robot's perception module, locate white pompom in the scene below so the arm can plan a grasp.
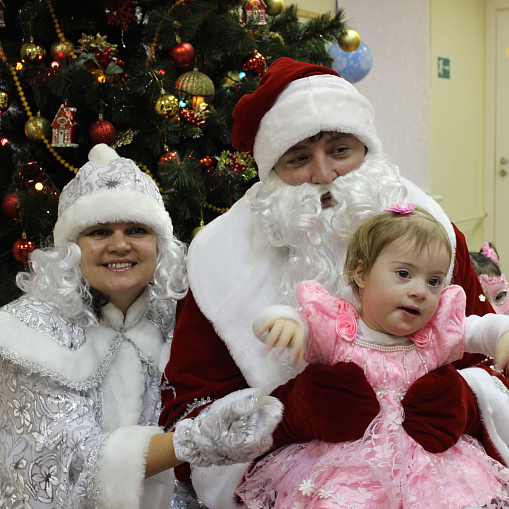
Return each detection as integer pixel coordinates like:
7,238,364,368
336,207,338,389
88,143,120,165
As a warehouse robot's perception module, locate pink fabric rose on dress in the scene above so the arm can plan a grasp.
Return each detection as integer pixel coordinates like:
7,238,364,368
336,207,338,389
409,325,431,347
335,300,358,341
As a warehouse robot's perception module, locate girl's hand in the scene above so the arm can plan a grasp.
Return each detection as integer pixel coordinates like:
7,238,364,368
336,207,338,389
255,318,306,368
494,330,509,371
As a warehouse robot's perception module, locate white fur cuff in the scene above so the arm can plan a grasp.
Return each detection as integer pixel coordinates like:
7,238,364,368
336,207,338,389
95,425,164,509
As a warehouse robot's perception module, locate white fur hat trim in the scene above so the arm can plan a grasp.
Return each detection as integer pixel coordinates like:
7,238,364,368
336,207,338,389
53,144,172,245
253,74,383,181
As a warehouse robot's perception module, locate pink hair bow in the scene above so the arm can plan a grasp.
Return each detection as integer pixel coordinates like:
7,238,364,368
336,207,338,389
481,241,499,264
383,202,416,215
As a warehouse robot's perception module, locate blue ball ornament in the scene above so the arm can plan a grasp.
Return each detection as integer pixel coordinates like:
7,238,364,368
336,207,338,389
329,41,372,84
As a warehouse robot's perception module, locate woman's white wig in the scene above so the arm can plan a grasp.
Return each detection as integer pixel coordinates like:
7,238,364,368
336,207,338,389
17,144,187,325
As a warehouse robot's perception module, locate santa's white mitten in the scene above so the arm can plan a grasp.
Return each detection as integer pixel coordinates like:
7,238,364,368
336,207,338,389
173,390,283,467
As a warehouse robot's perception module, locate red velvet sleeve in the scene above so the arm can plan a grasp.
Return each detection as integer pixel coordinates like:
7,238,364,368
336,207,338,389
159,289,249,428
450,223,495,369
158,289,249,482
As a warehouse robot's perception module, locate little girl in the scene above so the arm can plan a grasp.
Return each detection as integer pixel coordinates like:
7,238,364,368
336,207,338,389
470,242,509,315
237,204,509,509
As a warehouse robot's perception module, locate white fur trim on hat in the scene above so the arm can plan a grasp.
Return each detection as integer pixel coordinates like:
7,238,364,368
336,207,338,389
53,144,173,245
53,189,173,245
253,74,383,181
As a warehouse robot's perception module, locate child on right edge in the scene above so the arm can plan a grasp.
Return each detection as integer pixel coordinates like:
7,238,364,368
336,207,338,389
471,242,509,315
237,203,509,509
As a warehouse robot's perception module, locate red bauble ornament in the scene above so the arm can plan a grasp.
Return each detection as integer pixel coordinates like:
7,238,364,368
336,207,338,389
243,51,266,76
13,234,36,263
89,116,116,145
2,193,19,218
169,42,195,68
158,150,181,170
199,155,215,171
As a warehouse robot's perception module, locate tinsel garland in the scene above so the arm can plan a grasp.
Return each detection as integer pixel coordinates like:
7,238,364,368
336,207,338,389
46,0,77,60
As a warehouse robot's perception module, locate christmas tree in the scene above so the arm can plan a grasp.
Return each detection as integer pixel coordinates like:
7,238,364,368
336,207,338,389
0,0,349,305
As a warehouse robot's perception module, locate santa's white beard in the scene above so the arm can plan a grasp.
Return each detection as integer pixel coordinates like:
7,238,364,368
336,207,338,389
251,153,407,305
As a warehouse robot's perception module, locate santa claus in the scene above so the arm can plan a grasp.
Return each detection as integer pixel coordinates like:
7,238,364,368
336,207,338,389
160,58,509,508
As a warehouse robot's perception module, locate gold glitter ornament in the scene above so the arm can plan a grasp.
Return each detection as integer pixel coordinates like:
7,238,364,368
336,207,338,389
24,112,51,141
174,68,214,108
264,0,284,16
0,90,9,112
20,38,46,64
338,29,361,52
50,39,75,61
191,220,205,238
154,92,180,117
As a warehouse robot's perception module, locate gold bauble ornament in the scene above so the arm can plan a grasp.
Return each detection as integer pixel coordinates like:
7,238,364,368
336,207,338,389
50,39,75,60
191,219,205,239
24,112,51,142
20,38,46,63
264,0,284,16
0,90,9,113
154,92,180,117
174,68,215,108
338,29,361,52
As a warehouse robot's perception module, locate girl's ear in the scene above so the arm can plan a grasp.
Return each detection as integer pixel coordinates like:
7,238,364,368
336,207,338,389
353,260,367,289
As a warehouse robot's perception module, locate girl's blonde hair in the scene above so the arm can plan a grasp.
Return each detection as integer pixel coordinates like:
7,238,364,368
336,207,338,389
344,205,452,299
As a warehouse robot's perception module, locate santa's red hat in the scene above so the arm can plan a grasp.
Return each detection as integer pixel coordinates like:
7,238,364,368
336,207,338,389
232,57,382,181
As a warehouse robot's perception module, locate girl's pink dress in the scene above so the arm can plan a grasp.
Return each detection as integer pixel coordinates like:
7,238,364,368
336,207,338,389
237,280,509,509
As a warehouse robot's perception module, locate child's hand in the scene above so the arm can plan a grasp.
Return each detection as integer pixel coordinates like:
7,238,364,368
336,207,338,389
494,330,509,371
255,318,306,368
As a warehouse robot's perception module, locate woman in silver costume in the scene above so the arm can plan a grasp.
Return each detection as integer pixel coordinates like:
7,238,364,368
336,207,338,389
0,144,282,509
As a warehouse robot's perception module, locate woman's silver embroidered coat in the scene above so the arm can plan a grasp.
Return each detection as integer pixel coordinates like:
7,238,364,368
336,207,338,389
0,289,175,508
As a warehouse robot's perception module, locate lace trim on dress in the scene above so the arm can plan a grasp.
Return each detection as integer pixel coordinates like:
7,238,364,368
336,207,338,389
3,296,86,350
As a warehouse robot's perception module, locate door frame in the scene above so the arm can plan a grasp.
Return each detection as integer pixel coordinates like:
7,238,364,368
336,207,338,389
485,0,509,242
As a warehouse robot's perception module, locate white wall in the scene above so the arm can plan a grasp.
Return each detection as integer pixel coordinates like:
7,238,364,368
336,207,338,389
336,0,431,191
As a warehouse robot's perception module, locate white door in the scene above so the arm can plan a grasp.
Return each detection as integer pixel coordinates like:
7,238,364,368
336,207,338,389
495,8,509,270
486,0,509,272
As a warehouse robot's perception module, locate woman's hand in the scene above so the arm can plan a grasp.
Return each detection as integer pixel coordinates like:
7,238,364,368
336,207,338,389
172,389,283,467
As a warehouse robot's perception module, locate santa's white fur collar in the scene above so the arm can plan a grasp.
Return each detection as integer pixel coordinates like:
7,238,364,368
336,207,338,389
188,177,456,389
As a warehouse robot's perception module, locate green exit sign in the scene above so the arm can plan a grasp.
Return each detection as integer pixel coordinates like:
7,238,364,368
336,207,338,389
438,57,450,79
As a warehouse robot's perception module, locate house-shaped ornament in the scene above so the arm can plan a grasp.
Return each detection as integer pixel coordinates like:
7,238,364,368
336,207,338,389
245,0,267,25
0,1,5,28
51,104,78,147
